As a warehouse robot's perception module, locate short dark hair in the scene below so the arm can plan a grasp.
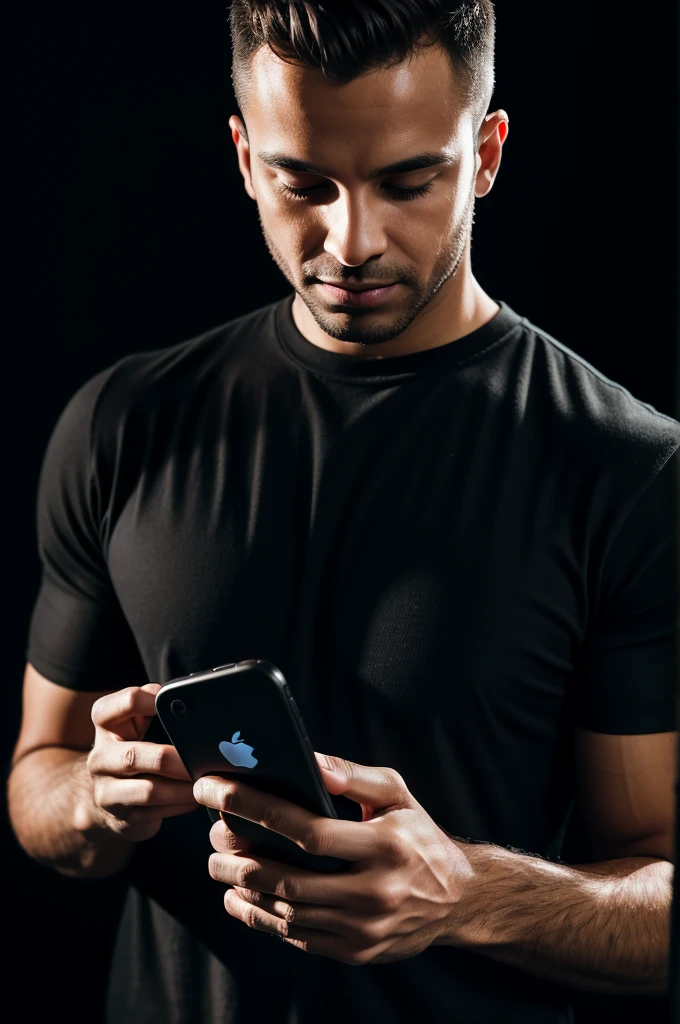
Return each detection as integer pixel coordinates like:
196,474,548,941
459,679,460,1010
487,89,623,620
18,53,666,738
229,1,496,136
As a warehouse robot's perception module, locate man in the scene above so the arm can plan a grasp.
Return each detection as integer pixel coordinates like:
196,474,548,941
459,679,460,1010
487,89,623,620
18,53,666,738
8,2,679,1022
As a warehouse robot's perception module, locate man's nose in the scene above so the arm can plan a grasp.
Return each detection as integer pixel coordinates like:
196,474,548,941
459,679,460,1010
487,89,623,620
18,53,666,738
323,190,389,268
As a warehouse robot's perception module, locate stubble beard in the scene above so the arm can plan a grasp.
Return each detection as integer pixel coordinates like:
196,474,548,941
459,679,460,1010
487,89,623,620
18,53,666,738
257,186,476,347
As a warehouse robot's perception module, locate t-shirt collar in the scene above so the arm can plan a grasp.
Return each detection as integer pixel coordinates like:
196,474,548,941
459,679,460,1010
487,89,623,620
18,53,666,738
275,290,523,384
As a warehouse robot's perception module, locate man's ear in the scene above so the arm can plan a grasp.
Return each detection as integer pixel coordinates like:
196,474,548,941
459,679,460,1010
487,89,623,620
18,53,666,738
475,109,509,199
229,114,256,201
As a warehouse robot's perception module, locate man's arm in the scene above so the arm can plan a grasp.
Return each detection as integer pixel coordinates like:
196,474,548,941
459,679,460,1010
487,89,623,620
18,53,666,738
194,730,676,995
7,663,196,878
436,726,676,995
439,849,672,995
7,663,131,877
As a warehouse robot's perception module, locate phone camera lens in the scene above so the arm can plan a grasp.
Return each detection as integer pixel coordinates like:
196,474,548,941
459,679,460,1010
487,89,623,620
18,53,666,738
170,699,187,720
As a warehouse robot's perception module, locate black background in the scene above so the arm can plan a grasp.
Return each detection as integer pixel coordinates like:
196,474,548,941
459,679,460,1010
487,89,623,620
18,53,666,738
4,3,678,1021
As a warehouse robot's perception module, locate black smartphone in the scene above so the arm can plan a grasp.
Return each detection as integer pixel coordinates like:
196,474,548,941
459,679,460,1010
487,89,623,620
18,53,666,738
156,659,348,873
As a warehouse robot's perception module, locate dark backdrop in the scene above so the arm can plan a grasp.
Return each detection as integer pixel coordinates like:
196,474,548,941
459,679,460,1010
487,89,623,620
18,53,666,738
5,3,678,1021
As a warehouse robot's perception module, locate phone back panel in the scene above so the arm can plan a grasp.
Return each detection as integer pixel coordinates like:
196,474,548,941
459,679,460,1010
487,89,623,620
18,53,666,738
156,660,346,872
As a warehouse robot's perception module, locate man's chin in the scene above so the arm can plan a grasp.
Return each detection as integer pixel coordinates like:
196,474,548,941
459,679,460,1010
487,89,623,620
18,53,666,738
309,316,407,347
300,293,418,347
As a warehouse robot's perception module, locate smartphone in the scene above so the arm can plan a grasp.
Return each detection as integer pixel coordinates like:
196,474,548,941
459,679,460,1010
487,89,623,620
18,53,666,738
156,659,349,873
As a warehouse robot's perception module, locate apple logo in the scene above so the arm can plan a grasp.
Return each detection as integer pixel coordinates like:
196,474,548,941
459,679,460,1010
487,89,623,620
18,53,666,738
219,731,258,769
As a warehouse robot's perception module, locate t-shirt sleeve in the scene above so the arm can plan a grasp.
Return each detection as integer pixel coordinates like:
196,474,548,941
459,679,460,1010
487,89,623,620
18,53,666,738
574,443,680,734
25,371,148,691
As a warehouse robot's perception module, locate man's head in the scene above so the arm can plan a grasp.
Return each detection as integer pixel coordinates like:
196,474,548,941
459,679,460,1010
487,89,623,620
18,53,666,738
228,1,507,348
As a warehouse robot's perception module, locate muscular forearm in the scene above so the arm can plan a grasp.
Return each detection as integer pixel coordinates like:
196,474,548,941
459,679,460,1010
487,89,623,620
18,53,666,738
439,843,673,995
7,747,134,879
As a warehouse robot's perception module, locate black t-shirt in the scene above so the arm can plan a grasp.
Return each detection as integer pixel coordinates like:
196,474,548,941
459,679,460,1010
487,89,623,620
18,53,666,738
27,294,680,1023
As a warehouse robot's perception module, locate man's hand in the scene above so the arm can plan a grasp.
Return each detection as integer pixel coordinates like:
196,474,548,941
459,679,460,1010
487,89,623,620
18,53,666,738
194,745,675,990
76,683,197,842
193,753,474,964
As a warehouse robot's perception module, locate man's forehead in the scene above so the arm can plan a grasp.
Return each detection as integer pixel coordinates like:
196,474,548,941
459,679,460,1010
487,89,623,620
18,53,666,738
248,40,463,124
245,43,467,164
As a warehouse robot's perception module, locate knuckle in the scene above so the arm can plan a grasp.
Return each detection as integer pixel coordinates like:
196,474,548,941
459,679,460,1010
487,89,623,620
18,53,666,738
90,695,109,726
379,881,402,913
391,822,411,848
383,767,405,790
148,746,166,775
239,888,262,906
243,904,258,929
277,876,298,902
124,745,138,771
155,747,173,775
379,823,406,860
362,918,389,943
377,832,401,861
208,854,222,881
359,885,388,913
119,687,138,716
236,861,260,889
135,779,155,805
300,825,334,856
261,804,285,833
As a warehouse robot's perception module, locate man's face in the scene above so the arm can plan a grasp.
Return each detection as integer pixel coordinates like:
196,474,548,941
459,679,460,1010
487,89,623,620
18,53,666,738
231,41,493,346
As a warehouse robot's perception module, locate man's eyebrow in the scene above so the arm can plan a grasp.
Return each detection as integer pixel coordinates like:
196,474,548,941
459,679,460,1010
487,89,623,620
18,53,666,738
257,150,454,179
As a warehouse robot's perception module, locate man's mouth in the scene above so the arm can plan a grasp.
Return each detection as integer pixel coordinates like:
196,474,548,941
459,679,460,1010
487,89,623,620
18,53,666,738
316,282,400,308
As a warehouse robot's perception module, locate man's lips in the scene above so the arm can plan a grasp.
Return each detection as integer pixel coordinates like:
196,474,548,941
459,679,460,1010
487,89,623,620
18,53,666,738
318,280,398,291
316,282,400,308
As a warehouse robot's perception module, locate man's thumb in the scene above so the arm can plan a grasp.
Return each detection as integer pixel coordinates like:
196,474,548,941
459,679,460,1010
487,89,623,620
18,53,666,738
314,752,410,812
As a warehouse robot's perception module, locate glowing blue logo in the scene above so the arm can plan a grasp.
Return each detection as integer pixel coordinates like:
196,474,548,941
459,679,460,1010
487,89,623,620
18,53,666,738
219,731,258,769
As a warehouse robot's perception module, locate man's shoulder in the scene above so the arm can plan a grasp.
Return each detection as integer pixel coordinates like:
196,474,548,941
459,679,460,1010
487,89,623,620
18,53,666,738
515,312,680,473
71,298,285,435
